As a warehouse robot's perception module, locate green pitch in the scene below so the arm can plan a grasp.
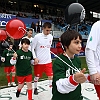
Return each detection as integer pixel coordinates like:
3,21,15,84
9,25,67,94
0,57,88,87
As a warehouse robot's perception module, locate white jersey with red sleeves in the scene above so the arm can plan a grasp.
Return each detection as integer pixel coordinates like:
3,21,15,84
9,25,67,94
32,33,53,64
85,21,100,74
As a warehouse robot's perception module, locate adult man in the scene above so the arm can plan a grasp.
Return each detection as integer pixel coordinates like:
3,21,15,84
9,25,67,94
19,28,33,51
31,22,53,95
85,21,100,99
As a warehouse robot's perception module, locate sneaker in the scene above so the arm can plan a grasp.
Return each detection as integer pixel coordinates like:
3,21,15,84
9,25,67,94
8,83,11,87
16,90,20,98
11,82,16,87
34,88,38,95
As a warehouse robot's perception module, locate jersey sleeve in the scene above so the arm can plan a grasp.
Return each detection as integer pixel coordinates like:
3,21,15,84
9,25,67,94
10,50,19,65
31,35,38,59
2,50,6,57
86,21,100,51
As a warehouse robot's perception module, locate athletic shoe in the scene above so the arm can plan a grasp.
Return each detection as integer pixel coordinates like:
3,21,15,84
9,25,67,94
8,83,11,87
16,90,20,98
11,82,16,86
34,88,38,95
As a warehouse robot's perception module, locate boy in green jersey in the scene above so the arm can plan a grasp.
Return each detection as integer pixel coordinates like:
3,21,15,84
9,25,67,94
1,41,16,87
10,38,34,100
52,30,87,100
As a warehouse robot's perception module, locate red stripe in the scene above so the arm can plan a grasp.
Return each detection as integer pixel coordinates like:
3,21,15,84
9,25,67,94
69,75,78,86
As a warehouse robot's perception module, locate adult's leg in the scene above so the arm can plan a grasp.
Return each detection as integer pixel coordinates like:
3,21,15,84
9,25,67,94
33,65,42,95
94,85,100,99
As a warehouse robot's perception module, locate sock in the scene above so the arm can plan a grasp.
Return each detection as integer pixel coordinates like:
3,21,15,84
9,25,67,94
12,76,15,82
16,89,21,97
17,89,21,92
49,80,52,99
6,75,10,83
49,80,52,88
34,77,39,89
27,89,32,100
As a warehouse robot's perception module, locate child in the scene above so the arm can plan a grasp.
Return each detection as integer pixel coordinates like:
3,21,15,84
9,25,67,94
56,38,64,55
10,38,34,100
19,28,33,51
52,29,87,100
1,41,16,87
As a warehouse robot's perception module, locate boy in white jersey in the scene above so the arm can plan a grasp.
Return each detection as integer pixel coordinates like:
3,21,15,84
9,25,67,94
31,22,53,95
85,21,100,99
19,28,33,51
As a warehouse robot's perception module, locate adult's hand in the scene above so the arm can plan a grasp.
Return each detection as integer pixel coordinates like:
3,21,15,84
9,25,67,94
34,58,39,65
90,72,100,85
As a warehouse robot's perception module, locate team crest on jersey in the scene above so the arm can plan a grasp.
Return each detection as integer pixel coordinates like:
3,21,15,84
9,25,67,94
66,68,81,77
89,36,92,41
20,55,31,60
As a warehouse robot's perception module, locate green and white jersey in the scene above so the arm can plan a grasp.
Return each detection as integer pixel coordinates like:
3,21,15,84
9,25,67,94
2,49,14,67
15,49,33,76
52,54,82,100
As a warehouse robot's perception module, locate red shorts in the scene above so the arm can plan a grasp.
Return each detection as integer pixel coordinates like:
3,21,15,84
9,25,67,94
17,74,32,84
34,62,53,77
4,66,16,73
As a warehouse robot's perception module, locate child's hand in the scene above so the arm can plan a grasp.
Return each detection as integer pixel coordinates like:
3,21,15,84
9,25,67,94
80,68,86,73
13,52,17,59
74,72,87,83
1,57,5,62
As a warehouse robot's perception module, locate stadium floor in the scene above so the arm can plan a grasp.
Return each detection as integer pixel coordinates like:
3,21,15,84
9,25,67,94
0,80,98,100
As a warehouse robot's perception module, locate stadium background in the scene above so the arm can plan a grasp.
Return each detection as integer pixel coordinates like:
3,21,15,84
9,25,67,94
0,0,100,87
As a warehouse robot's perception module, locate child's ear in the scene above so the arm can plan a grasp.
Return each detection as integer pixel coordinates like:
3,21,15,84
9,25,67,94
64,45,67,49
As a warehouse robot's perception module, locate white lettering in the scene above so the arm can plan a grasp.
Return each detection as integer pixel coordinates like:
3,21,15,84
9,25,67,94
0,21,8,26
0,14,11,19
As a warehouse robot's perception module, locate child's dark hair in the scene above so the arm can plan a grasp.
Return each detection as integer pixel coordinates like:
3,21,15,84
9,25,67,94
61,29,82,51
27,28,33,32
8,41,13,45
43,22,52,28
21,38,30,45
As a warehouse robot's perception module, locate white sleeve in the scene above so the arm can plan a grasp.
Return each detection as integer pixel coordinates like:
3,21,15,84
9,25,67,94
85,48,97,75
1,57,5,62
56,75,78,94
10,57,17,65
31,60,34,65
31,36,37,59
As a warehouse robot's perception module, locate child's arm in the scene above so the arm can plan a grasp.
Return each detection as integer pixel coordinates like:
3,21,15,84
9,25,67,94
56,69,86,94
10,52,17,65
1,50,6,62
31,60,34,65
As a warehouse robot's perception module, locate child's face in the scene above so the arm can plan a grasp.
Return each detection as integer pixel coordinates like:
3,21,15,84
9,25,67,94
9,45,13,50
27,30,33,38
66,36,82,56
21,43,29,51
